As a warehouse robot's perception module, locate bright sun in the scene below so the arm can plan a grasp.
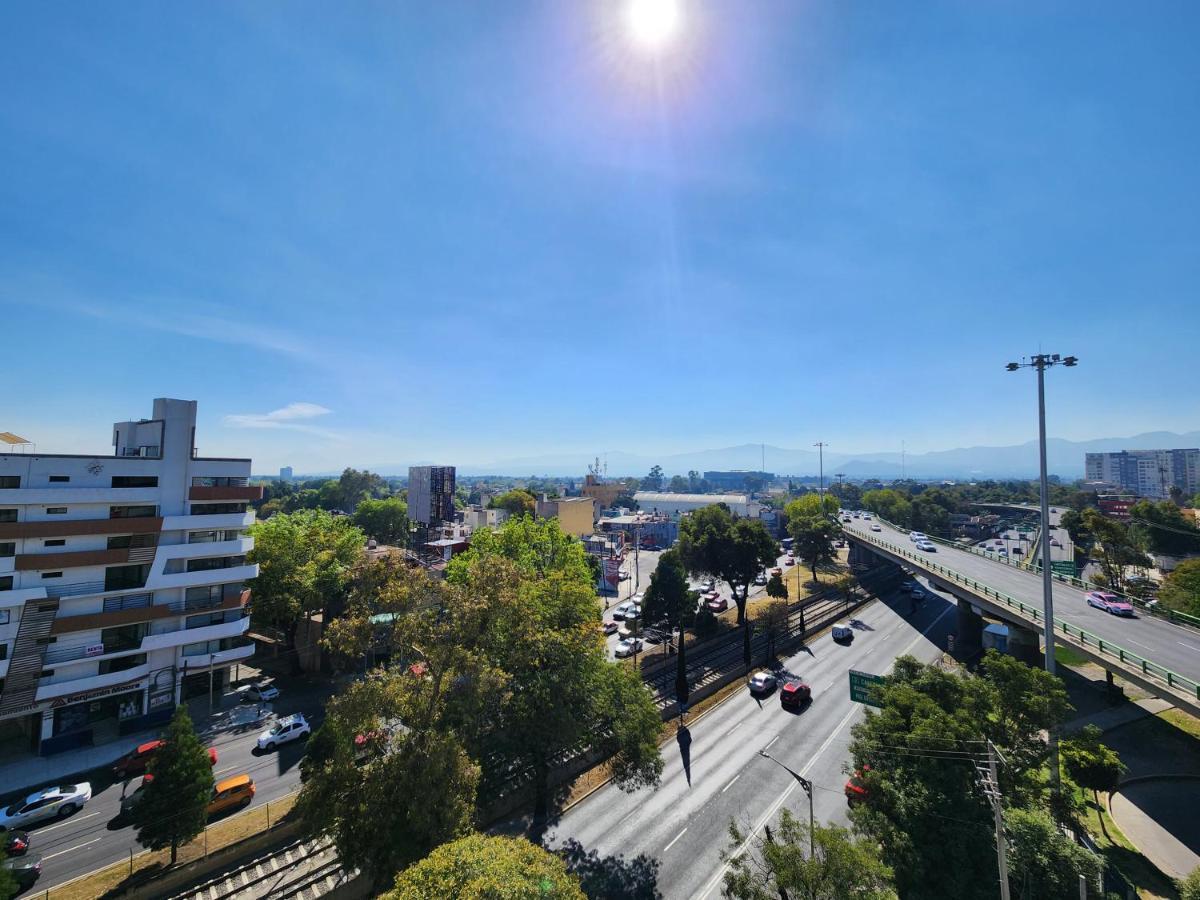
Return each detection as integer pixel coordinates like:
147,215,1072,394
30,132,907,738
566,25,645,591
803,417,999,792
627,0,682,51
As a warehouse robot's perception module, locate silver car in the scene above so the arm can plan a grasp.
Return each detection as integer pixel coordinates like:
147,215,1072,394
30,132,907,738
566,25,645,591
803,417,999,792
0,784,91,830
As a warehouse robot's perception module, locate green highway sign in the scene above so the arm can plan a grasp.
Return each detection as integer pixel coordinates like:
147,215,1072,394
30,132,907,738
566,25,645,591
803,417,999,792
849,669,885,707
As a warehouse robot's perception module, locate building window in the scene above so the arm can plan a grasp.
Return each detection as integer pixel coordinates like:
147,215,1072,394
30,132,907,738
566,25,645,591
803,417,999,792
0,543,12,558
188,530,220,544
110,505,158,519
107,533,156,550
191,476,247,488
105,564,150,592
44,539,65,547
189,503,248,516
0,577,11,591
99,653,146,675
0,510,15,523
187,610,240,629
186,555,246,573
0,610,9,624
0,643,7,661
0,477,19,489
46,507,67,515
48,475,70,483
111,476,158,488
41,571,63,579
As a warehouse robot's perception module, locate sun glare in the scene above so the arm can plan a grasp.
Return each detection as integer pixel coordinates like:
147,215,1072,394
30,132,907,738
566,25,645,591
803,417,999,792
628,0,682,51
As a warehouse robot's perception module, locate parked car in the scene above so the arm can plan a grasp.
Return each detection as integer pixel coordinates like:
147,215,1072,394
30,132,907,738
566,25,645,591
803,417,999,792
601,620,619,635
706,596,729,612
614,638,643,657
1085,591,1134,617
784,557,795,566
207,774,255,817
4,830,30,856
770,567,783,577
780,680,812,708
257,714,312,751
701,579,715,591
242,681,280,703
114,740,217,779
0,784,91,830
754,573,768,586
748,671,777,694
612,601,636,621
618,624,639,639
831,622,854,642
2,852,42,892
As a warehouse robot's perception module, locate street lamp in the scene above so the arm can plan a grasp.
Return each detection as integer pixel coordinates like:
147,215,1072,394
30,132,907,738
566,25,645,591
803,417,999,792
759,750,814,855
1005,353,1077,794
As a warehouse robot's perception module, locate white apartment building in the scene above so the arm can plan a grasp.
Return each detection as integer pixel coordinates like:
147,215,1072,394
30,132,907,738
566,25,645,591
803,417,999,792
1085,449,1200,500
632,491,762,519
0,399,261,756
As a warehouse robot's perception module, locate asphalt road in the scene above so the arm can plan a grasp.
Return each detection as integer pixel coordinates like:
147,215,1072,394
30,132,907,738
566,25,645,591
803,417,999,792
972,507,1073,565
844,517,1200,681
545,587,956,900
20,694,322,895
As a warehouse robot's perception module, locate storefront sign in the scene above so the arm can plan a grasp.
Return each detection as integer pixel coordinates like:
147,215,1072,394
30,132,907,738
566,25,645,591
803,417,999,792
48,677,147,709
85,644,105,657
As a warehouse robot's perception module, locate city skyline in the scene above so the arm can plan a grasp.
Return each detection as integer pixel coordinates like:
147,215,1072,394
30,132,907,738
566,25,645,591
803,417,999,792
4,3,1200,471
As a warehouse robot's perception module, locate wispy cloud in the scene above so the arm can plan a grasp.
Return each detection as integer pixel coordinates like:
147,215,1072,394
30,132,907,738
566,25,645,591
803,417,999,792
223,403,343,439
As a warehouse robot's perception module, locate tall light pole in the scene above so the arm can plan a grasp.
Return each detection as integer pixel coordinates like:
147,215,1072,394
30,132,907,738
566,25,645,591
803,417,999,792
759,750,814,856
813,442,828,515
1006,353,1077,795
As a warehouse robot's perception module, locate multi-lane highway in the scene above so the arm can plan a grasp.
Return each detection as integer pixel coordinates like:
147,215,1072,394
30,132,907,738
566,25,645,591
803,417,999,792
843,517,1200,683
545,586,955,899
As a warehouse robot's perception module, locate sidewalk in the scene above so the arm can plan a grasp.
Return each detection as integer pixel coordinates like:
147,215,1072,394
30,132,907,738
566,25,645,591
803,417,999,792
0,665,338,802
1063,696,1172,734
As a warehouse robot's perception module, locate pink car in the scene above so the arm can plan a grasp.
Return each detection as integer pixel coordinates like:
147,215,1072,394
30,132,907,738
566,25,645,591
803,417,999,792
1085,591,1134,617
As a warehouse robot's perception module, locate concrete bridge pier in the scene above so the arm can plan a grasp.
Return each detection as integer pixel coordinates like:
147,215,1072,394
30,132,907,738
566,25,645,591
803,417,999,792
955,598,983,659
848,542,879,569
1006,622,1043,667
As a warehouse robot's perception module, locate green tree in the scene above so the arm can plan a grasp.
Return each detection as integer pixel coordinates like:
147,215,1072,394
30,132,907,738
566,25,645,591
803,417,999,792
1160,558,1200,617
724,810,894,900
785,493,839,521
642,549,696,704
248,510,365,664
298,670,480,889
613,493,640,510
490,489,537,518
1006,807,1101,899
1181,866,1200,900
1128,500,1200,556
446,515,592,586
1061,724,1126,808
765,572,787,600
830,480,863,510
1080,509,1150,592
131,707,214,864
861,488,912,528
386,833,586,900
756,600,789,664
668,474,689,493
334,467,386,511
677,505,778,626
641,465,664,491
352,497,410,545
789,514,839,584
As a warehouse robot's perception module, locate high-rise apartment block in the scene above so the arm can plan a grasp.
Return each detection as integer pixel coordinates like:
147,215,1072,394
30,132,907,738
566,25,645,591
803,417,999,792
1085,449,1200,500
0,399,261,755
407,466,456,525
279,466,293,482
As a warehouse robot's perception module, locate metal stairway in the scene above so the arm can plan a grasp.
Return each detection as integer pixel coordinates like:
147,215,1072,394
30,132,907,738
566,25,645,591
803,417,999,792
0,599,59,714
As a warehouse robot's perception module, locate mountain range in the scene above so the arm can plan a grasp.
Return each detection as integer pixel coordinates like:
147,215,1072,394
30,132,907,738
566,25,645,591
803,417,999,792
425,430,1200,480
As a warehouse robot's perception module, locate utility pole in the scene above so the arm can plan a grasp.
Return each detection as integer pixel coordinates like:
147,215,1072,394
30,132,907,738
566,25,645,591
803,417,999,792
977,740,1011,900
1006,352,1077,796
901,440,906,481
813,442,827,515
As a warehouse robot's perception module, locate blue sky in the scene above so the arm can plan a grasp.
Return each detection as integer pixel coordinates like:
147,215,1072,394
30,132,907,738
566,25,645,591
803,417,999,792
2,1,1198,474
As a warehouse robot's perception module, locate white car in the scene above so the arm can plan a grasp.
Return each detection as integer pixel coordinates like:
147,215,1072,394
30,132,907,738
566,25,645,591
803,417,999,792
256,713,311,751
916,540,936,552
909,531,927,542
870,524,882,532
618,570,630,581
754,573,767,586
862,514,872,520
748,671,777,694
0,783,92,829
242,681,280,703
614,638,643,657
612,601,636,621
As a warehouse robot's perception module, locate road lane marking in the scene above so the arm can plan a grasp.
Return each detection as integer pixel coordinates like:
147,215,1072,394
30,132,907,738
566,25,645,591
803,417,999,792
721,774,741,793
618,807,641,827
763,735,779,751
214,764,240,776
43,837,103,860
1126,639,1153,651
664,827,688,852
36,811,100,834
725,721,743,736
1178,642,1200,653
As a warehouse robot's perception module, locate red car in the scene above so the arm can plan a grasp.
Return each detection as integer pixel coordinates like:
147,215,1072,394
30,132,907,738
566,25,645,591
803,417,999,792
706,595,728,612
845,766,870,805
114,740,218,779
780,681,811,709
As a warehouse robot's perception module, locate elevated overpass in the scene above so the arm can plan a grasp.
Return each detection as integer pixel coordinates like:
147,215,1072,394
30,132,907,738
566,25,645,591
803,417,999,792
843,517,1200,717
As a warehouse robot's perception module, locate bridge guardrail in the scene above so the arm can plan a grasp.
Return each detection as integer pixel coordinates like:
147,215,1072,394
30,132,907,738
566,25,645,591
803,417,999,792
849,528,1200,703
862,515,1200,632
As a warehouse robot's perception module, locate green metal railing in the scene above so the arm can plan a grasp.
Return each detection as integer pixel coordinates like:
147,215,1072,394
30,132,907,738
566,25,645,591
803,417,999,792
851,527,1200,703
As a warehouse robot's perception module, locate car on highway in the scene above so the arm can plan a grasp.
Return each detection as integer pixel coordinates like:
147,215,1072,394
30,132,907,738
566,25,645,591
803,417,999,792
601,620,619,635
2,852,42,892
1050,538,1061,547
784,557,795,566
1085,591,1134,617
208,774,255,817
780,680,811,709
870,523,881,531
113,740,218,779
909,531,926,542
916,540,936,552
0,784,91,830
257,713,312,751
862,513,873,520
4,830,30,856
614,637,643,657
852,512,860,518
706,595,729,612
748,671,777,694
242,681,280,703
997,548,1008,556
831,622,854,642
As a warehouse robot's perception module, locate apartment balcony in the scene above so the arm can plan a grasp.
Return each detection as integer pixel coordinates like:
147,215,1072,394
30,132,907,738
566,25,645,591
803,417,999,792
141,614,249,652
188,485,264,502
155,537,254,564
0,587,48,608
179,638,255,670
0,487,160,506
35,661,153,702
43,635,144,666
161,511,255,533
0,517,162,541
14,547,140,572
148,563,258,592
50,588,249,635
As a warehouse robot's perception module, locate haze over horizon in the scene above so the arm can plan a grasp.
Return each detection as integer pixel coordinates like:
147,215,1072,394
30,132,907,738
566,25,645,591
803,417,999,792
4,2,1199,471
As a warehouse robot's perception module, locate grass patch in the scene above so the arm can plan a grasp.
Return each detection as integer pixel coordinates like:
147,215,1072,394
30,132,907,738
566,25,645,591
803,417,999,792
1074,786,1179,900
1054,643,1092,668
47,793,298,900
1161,707,1200,741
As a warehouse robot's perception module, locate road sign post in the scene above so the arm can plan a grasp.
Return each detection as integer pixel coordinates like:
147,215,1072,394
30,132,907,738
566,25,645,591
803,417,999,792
849,669,885,707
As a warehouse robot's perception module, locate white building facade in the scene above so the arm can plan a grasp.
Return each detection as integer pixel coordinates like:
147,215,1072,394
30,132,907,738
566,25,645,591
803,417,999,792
1085,449,1200,500
0,399,261,756
632,491,761,520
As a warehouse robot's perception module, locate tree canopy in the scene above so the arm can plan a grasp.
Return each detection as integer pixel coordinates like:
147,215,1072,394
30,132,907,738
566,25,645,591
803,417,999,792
1160,558,1200,617
352,497,410,545
1006,807,1101,899
131,707,214,864
677,504,777,626
386,834,586,900
641,464,664,491
789,514,839,583
490,489,537,518
1128,500,1200,556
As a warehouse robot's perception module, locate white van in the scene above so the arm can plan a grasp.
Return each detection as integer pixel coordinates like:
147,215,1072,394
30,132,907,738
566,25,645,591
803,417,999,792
831,622,854,642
